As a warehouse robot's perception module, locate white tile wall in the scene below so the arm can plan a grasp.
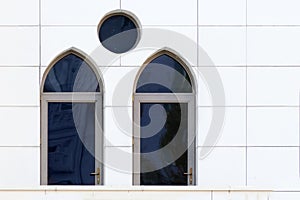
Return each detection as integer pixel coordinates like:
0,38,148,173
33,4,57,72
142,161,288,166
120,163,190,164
104,107,132,147
0,0,38,25
248,107,299,146
121,0,197,26
247,27,300,66
198,147,246,186
101,67,139,106
248,0,300,25
0,67,39,106
0,0,300,196
198,67,246,106
247,67,300,106
120,49,157,67
104,147,132,186
199,27,246,66
247,147,300,187
0,147,39,187
41,27,100,66
198,107,246,147
121,26,197,66
0,27,39,66
199,0,246,25
0,107,39,146
41,0,119,25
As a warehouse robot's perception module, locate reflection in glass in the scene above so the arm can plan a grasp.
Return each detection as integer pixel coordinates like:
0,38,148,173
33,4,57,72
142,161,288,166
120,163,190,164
99,15,138,53
43,54,100,92
48,103,95,185
140,103,188,185
136,54,192,93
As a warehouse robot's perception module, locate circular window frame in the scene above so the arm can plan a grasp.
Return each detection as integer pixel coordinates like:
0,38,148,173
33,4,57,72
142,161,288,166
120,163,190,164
97,9,142,54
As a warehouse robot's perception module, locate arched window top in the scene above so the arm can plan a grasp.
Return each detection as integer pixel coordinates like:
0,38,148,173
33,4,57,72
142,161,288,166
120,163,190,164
135,50,194,93
42,48,102,93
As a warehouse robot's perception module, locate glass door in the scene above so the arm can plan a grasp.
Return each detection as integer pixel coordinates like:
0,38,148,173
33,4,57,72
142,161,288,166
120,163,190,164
138,102,194,185
47,102,100,185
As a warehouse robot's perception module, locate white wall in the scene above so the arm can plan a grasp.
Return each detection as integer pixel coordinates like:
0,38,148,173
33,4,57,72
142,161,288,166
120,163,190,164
0,0,300,199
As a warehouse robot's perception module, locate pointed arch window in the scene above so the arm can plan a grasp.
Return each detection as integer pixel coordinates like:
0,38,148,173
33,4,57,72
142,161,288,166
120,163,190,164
41,48,103,185
133,49,196,185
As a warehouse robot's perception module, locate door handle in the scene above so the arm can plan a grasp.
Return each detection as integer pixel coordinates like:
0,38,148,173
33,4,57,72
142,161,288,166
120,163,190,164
90,167,100,184
184,168,193,184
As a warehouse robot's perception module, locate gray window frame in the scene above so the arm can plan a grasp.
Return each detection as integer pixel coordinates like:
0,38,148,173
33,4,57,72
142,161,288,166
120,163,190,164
40,48,104,185
132,49,197,185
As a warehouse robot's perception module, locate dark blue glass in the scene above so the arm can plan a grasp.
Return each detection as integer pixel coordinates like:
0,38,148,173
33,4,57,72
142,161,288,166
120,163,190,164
43,54,100,92
48,103,95,185
140,103,188,185
136,54,192,93
99,15,138,53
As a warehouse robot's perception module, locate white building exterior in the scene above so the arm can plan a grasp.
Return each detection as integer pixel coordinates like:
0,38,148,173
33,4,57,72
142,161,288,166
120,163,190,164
0,0,300,199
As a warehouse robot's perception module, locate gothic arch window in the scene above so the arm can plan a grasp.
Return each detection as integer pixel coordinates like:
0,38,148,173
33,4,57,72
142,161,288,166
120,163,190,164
133,49,196,185
41,48,103,185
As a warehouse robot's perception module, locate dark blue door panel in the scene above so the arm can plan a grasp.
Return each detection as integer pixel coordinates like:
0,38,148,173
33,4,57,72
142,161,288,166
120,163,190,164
140,103,188,185
48,102,95,185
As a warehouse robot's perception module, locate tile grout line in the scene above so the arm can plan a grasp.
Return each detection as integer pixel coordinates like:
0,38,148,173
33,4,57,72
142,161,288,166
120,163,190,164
39,0,41,87
5,65,300,68
245,0,248,186
5,24,300,28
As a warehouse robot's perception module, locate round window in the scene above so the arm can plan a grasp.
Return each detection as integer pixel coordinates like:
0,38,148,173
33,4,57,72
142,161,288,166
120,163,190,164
98,12,140,54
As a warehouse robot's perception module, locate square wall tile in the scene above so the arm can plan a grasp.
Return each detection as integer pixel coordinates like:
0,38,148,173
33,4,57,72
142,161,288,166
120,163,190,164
0,0,39,25
120,49,157,67
101,67,139,106
198,147,246,186
248,107,299,146
0,67,39,106
247,147,300,187
41,27,122,67
0,27,39,66
247,67,300,106
247,27,300,66
199,0,246,25
0,107,39,146
104,146,132,186
199,27,246,66
121,26,198,67
121,0,197,25
248,0,300,25
0,147,39,187
42,0,119,25
104,107,132,147
198,67,246,106
42,27,100,66
198,107,246,147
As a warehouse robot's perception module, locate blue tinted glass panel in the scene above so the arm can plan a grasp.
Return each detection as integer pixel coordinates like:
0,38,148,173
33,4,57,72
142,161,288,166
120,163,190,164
44,54,100,92
48,103,95,185
140,103,188,185
99,15,138,53
136,55,192,93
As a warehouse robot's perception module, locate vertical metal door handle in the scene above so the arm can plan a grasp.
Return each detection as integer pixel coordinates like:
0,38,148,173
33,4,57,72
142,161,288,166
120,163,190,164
90,167,100,184
183,168,193,184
